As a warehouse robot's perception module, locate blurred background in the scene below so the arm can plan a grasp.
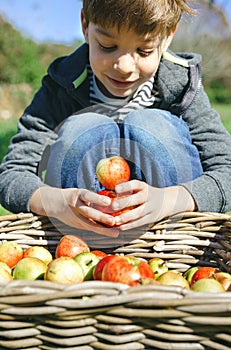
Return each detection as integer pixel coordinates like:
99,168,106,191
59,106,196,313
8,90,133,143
0,0,230,214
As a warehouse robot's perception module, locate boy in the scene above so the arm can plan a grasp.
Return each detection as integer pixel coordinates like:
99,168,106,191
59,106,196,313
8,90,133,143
1,0,231,242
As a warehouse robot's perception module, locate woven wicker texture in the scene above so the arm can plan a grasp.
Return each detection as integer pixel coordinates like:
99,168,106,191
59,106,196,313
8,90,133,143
0,211,231,349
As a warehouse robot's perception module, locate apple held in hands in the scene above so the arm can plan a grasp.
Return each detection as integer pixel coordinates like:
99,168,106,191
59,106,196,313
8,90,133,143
94,190,136,220
96,156,130,190
55,234,89,258
102,255,155,286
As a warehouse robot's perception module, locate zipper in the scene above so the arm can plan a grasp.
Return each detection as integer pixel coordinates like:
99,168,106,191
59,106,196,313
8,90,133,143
180,63,202,118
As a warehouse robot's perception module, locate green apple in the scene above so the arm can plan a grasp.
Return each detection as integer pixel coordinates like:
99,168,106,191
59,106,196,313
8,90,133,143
148,257,168,279
183,266,199,285
157,271,190,289
45,257,83,284
191,278,225,292
13,257,47,280
74,252,100,280
23,246,53,265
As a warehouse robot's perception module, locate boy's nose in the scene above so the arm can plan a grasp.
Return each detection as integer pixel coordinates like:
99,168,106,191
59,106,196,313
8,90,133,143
113,54,136,74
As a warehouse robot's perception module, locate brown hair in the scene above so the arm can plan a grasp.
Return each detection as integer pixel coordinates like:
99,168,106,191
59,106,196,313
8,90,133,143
82,0,196,38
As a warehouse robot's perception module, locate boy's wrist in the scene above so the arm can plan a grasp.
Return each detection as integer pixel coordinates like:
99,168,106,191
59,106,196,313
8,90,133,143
163,185,196,218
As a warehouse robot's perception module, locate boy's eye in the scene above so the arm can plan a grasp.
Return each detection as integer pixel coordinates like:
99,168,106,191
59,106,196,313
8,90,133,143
98,42,116,52
137,49,154,57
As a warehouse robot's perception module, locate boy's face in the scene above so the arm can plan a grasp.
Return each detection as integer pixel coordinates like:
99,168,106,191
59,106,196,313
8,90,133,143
82,14,175,98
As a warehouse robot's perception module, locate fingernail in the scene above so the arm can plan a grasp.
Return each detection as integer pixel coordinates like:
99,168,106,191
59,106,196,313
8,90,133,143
102,197,111,205
106,217,116,226
112,201,119,210
115,217,121,225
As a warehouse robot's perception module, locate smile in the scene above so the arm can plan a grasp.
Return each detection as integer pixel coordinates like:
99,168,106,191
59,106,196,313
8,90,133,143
107,77,137,89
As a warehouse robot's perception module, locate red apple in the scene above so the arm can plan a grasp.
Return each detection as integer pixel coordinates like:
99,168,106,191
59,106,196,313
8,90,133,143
93,254,117,280
93,190,136,226
91,250,108,259
45,257,83,284
214,272,231,291
101,255,155,286
55,234,89,258
96,156,130,190
13,257,48,280
0,242,23,268
190,266,218,287
74,252,100,280
23,246,53,265
0,265,13,282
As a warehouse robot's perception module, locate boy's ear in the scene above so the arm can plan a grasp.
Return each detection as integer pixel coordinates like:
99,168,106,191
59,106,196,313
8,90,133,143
81,9,89,43
162,24,178,52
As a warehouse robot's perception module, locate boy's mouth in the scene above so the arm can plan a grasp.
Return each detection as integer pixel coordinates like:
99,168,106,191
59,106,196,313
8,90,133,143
107,77,137,89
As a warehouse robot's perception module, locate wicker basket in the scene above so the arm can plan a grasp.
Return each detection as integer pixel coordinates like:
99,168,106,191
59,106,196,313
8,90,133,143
0,211,231,350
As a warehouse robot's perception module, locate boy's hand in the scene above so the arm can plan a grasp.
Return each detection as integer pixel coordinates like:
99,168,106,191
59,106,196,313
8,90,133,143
29,186,119,237
110,180,195,230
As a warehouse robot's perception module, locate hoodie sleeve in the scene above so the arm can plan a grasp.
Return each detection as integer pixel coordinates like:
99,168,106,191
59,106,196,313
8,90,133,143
181,84,231,213
0,74,79,213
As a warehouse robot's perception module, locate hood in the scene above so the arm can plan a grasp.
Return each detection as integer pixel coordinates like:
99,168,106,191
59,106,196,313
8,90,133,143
156,50,202,115
48,43,89,89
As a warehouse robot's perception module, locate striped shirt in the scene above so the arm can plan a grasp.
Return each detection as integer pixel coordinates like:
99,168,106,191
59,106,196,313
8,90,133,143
88,65,159,122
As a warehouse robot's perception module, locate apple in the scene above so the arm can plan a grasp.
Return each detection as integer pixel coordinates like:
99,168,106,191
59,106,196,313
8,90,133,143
157,271,190,289
23,246,53,265
93,254,117,280
91,250,108,259
13,257,47,280
55,234,89,258
96,156,130,190
0,266,13,282
101,255,155,286
148,257,168,279
93,190,136,226
0,261,12,275
74,252,100,280
0,241,23,268
214,272,231,291
45,257,83,284
191,278,225,293
183,266,199,285
190,266,218,287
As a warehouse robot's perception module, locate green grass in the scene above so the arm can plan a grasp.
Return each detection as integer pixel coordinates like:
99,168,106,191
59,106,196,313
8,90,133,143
0,104,230,216
0,118,18,163
212,103,231,133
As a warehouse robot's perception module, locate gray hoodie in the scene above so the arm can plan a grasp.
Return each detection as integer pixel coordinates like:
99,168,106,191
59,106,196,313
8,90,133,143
1,44,231,213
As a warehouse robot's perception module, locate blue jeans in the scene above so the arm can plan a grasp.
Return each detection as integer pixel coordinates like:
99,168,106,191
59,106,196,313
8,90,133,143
45,109,203,189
